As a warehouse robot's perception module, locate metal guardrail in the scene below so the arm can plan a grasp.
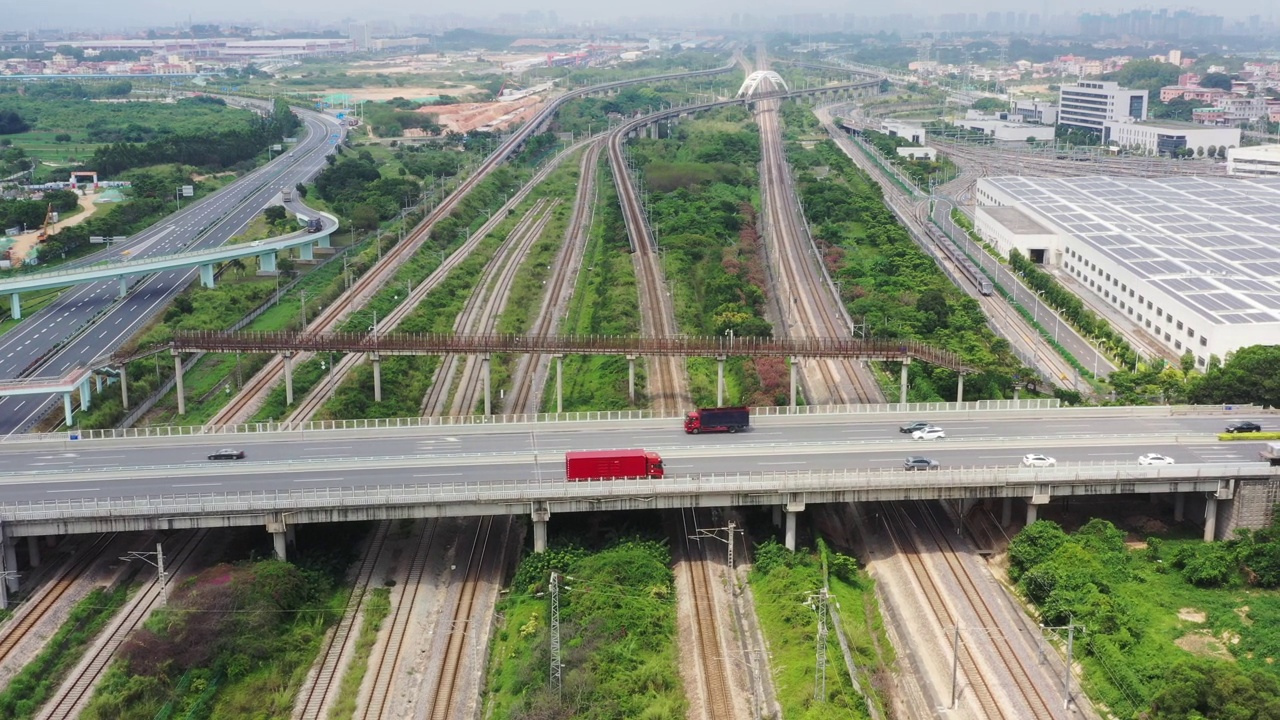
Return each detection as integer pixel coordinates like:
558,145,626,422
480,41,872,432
0,463,1260,524
0,401,1266,444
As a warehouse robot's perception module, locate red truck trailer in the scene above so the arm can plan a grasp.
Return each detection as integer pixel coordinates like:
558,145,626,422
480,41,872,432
565,449,664,481
684,406,750,434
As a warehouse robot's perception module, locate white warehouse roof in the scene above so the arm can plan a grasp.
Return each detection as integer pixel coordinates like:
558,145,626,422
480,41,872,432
981,176,1280,327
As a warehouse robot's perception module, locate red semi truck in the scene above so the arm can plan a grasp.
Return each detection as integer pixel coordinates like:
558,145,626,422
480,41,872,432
684,406,750,434
565,449,664,481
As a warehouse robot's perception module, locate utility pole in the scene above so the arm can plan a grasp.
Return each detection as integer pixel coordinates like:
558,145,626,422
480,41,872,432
691,521,742,577
806,588,830,701
549,571,563,699
1040,619,1087,710
122,542,169,605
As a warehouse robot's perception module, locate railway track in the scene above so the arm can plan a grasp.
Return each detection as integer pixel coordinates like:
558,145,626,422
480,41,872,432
754,83,884,405
0,534,114,670
504,140,604,414
881,502,1058,719
607,121,689,413
671,510,735,719
38,530,209,720
424,517,497,720
292,520,392,720
214,65,737,427
421,198,560,417
358,520,437,720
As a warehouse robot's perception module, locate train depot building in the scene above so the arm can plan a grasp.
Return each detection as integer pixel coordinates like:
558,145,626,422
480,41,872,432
972,175,1280,367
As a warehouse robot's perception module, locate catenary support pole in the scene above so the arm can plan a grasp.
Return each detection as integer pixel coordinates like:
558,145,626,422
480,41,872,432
627,355,636,403
173,350,185,416
482,354,492,416
716,355,726,406
283,352,294,406
555,354,563,414
789,356,798,409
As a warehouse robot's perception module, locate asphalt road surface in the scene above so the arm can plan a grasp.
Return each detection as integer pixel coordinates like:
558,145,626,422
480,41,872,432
0,412,1267,503
0,108,344,436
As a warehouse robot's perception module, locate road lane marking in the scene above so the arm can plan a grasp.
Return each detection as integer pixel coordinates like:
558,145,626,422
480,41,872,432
48,488,99,493
174,483,222,488
1087,452,1135,456
756,461,807,466
293,477,345,483
413,473,463,477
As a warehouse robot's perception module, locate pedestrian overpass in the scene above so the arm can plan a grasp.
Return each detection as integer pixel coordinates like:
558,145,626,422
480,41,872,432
1,210,339,320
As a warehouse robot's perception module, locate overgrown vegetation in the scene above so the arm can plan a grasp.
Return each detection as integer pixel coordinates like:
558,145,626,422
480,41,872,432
483,528,685,719
750,533,890,719
788,136,1022,400
79,524,366,718
0,584,132,719
629,106,792,407
1009,518,1280,718
859,129,958,188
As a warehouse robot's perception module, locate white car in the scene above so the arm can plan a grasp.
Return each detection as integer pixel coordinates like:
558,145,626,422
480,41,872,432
1021,453,1056,468
1138,453,1175,466
912,426,946,440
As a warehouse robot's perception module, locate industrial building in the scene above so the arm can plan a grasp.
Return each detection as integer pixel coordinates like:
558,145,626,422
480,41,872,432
973,176,1280,366
1228,144,1280,176
1104,119,1240,157
1058,80,1148,140
954,111,1056,144
1011,99,1058,125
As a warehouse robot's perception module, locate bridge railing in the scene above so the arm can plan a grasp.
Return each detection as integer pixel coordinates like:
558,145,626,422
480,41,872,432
0,462,1261,523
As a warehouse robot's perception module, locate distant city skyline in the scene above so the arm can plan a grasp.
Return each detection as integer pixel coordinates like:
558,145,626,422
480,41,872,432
2,1,1279,33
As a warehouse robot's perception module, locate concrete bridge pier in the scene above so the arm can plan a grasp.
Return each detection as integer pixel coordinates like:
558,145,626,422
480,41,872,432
785,500,806,551
79,379,91,412
716,355,726,406
899,358,911,405
1001,497,1013,527
957,373,965,403
173,350,186,416
9,293,20,321
299,243,314,262
199,263,215,289
482,354,492,416
119,365,129,410
283,352,294,406
1027,494,1049,525
1174,493,1186,522
532,504,551,553
627,355,636,404
317,234,331,250
259,252,277,274
1204,495,1218,542
3,539,17,594
789,357,798,409
118,277,128,298
267,515,288,561
370,353,381,403
26,536,40,568
95,375,103,394
62,392,74,427
554,354,564,414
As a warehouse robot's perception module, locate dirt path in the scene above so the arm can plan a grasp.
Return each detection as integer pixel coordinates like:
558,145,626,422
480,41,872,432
9,193,103,265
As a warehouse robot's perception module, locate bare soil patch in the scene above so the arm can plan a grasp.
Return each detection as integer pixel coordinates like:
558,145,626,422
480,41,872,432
1177,607,1207,623
317,86,479,102
1175,630,1236,661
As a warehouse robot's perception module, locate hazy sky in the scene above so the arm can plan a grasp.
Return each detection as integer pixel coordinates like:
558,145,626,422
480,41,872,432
3,0,1277,32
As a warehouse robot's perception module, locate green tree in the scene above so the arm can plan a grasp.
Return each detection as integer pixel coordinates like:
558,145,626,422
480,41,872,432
1008,520,1069,581
1199,72,1234,91
263,205,287,223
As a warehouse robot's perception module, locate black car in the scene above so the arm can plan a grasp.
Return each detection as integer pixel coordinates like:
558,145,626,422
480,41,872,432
208,449,246,460
899,421,931,434
904,456,940,471
1226,421,1262,434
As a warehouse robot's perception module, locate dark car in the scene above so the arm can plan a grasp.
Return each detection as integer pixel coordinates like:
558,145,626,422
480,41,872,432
208,449,246,460
1226,421,1262,434
899,420,931,434
904,456,940,471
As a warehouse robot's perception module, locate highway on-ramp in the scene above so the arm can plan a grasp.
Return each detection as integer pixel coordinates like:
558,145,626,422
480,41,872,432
0,108,344,435
0,411,1265,504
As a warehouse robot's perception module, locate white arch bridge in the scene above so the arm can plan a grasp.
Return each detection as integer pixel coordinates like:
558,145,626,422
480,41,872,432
736,70,789,98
